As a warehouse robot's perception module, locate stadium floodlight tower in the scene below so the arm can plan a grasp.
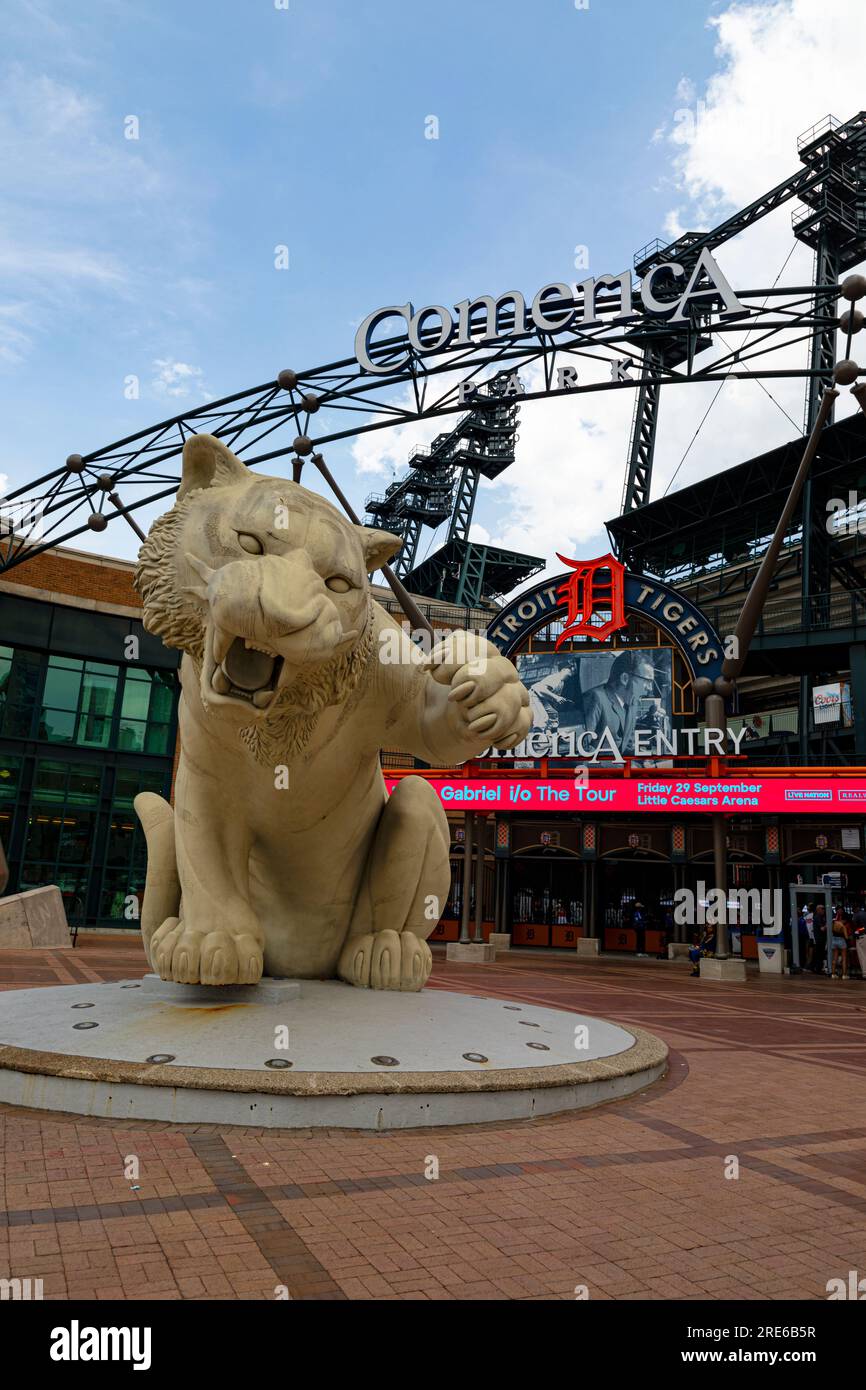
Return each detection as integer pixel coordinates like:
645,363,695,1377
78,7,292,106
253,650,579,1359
622,110,866,514
365,371,544,609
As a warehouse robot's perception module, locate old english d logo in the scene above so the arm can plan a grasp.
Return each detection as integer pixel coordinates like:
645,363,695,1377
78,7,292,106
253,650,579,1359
554,552,626,648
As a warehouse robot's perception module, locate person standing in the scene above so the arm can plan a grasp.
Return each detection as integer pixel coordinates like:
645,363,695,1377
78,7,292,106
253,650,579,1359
812,903,827,975
831,911,851,980
795,907,810,973
853,898,866,980
803,901,815,969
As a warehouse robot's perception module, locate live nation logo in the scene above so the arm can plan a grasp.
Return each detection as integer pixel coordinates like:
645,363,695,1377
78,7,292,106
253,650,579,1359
554,552,627,648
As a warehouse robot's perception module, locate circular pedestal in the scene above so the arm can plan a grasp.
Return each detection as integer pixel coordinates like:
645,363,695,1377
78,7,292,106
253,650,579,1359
0,979,667,1130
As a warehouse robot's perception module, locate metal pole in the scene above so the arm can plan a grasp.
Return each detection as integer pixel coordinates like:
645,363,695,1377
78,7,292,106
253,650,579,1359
789,885,801,972
694,385,840,959
712,813,728,959
705,692,730,958
473,816,486,943
459,813,474,944
310,452,435,638
721,388,837,684
108,490,147,543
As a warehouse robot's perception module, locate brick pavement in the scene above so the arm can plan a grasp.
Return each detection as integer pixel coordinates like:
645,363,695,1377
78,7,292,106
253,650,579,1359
1,935,865,1300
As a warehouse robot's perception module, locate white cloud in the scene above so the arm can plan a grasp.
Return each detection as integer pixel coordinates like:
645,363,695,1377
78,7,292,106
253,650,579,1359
344,1,866,597
485,362,631,566
0,244,123,285
151,359,211,401
0,64,199,365
487,0,866,581
0,67,162,208
0,301,41,365
646,0,866,498
670,1,863,213
351,368,499,479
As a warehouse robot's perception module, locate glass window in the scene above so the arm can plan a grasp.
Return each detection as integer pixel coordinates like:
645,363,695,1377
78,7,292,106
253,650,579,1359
121,671,151,722
24,812,61,862
39,658,120,748
20,760,101,919
41,709,76,743
2,649,41,738
99,869,144,923
114,768,164,808
145,723,171,755
118,669,178,755
118,719,145,752
105,812,137,867
42,657,83,711
33,760,101,805
76,666,117,747
67,766,101,805
98,765,169,924
149,674,175,723
0,755,21,802
33,760,69,801
0,645,12,691
19,864,89,921
41,655,83,743
57,812,94,864
25,811,94,866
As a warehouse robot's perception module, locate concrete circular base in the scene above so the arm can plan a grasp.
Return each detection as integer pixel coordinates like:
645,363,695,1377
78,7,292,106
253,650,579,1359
0,978,667,1130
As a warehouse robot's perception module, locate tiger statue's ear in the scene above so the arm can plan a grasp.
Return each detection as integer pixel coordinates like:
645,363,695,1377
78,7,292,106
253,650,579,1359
357,525,403,573
178,434,249,499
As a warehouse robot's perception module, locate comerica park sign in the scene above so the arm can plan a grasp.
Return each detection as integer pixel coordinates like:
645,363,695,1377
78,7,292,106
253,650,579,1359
355,249,745,375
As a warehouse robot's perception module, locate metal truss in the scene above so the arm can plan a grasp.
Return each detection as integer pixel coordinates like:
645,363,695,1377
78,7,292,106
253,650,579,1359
607,411,866,580
364,371,521,601
0,277,846,575
623,110,866,511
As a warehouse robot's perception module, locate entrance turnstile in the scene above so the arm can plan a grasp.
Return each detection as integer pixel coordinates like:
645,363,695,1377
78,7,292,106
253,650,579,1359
788,883,834,974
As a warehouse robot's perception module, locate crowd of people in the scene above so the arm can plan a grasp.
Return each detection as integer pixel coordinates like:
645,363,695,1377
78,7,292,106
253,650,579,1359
794,899,866,978
685,898,866,978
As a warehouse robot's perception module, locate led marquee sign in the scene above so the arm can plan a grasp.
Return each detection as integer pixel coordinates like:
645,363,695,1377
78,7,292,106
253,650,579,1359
385,777,866,816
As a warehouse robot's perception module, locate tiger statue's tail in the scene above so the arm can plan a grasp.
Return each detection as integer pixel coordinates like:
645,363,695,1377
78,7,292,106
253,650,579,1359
134,792,181,963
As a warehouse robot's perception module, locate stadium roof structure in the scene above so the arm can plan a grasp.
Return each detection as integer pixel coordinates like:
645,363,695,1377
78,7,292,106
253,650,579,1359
607,411,866,585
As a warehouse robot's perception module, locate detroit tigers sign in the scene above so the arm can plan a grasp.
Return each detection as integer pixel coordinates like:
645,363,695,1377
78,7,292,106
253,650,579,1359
487,565,724,686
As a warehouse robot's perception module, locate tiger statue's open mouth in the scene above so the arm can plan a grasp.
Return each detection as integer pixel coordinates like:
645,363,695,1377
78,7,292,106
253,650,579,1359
202,621,300,713
208,632,286,709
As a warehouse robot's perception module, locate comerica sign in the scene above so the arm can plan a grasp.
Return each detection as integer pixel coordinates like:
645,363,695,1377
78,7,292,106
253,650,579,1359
355,250,745,374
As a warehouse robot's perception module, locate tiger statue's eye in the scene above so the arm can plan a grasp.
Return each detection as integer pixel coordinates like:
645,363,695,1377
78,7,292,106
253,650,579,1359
325,576,351,593
237,533,264,554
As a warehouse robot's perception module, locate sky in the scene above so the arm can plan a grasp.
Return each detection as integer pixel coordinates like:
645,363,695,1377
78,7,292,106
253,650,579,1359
1,0,865,582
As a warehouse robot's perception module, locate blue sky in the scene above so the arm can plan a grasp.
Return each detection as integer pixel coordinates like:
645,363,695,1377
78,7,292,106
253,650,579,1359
1,0,864,571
